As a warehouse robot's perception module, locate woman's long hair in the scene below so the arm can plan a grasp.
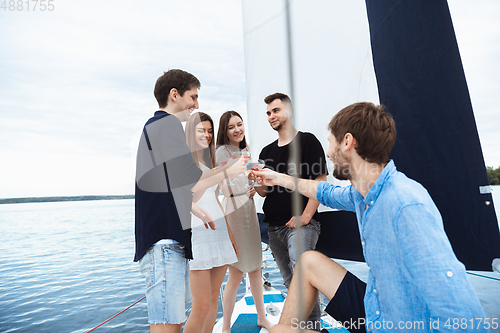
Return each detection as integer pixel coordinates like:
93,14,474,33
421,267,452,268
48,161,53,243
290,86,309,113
186,112,216,168
216,110,248,149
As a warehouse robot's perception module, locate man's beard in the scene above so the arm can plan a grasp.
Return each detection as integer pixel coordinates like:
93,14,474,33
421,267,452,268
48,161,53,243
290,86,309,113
332,148,351,180
272,123,282,131
332,164,351,180
271,118,286,132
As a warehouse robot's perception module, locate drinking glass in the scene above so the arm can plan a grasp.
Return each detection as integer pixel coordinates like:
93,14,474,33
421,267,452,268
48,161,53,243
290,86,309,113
224,151,251,186
231,150,251,160
246,159,265,187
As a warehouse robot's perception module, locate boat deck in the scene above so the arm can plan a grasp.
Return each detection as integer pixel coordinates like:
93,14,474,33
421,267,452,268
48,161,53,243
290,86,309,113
212,258,500,333
212,287,350,333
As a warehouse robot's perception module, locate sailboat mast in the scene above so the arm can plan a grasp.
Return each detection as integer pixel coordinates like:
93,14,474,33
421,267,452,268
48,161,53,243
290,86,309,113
284,0,307,327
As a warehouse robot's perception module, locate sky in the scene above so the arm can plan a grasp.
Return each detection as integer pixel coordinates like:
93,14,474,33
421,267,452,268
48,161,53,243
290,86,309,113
0,0,499,199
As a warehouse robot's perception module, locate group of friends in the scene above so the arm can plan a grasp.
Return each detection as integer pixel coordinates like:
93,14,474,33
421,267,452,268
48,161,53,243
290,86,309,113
134,69,487,333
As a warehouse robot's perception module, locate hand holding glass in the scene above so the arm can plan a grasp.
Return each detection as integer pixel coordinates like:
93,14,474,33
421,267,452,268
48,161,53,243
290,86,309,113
246,159,265,187
224,151,250,186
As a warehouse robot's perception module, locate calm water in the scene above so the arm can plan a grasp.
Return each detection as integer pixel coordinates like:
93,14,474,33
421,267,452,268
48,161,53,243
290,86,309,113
0,186,499,332
0,199,285,333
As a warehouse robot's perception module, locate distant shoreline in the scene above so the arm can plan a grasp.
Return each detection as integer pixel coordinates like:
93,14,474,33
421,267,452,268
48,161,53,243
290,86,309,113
0,195,135,205
1,185,498,205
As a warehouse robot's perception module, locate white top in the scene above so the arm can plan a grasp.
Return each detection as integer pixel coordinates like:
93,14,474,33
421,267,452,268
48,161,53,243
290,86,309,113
190,162,238,270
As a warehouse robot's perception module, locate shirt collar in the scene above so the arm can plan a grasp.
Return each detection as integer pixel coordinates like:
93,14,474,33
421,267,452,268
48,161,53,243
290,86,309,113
364,160,396,205
154,110,167,116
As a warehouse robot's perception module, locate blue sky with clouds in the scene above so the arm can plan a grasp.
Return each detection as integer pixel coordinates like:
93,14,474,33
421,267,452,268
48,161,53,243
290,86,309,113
0,0,498,198
0,0,247,198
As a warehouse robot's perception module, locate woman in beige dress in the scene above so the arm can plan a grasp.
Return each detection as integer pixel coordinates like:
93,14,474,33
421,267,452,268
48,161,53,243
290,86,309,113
215,111,273,332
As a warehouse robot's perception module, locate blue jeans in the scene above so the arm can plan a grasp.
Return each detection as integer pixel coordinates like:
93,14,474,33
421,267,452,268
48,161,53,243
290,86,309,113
139,241,191,324
267,218,321,330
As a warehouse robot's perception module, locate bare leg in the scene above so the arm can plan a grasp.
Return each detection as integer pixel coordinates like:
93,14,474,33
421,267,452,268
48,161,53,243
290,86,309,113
201,265,229,333
222,265,243,332
270,251,347,333
248,269,274,330
183,270,211,333
149,323,182,333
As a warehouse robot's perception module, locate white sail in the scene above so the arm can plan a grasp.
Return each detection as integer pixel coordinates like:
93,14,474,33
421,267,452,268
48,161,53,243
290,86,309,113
242,0,379,160
242,0,380,211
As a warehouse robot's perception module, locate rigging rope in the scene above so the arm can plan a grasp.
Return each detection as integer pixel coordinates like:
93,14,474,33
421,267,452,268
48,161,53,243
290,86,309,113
84,296,145,333
84,297,194,332
466,271,500,282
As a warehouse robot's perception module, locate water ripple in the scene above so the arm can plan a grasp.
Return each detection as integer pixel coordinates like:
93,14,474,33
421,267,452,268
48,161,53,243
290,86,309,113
0,199,285,333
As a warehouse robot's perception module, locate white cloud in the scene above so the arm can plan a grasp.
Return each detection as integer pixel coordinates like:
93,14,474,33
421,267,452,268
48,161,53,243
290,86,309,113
449,0,500,167
0,0,247,197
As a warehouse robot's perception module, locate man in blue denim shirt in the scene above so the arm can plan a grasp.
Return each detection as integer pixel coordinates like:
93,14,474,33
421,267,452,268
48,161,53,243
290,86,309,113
255,102,487,332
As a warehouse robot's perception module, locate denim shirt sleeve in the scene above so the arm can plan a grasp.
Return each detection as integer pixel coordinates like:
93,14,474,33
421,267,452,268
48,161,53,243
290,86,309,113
316,181,356,212
395,204,487,330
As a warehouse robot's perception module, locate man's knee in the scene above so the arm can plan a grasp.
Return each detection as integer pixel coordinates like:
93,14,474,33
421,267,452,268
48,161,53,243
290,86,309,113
298,250,326,271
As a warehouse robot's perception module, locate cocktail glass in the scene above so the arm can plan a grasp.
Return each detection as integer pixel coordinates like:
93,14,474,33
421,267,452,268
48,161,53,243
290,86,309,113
224,151,251,186
246,159,265,187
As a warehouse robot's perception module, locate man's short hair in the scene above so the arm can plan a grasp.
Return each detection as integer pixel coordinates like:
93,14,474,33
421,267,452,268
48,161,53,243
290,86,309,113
264,92,292,107
329,102,397,164
154,69,201,108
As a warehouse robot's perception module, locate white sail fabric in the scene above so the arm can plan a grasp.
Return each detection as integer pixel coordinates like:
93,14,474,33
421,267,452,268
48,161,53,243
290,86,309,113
241,0,379,211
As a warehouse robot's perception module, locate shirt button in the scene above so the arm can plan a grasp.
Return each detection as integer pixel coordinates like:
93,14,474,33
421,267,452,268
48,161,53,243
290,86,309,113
370,200,374,205
376,311,380,315
447,271,453,277
362,242,365,246
373,289,377,293
367,266,370,270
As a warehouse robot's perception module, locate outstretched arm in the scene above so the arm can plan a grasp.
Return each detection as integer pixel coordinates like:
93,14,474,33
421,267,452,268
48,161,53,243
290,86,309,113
191,157,248,193
254,169,356,213
253,168,321,201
